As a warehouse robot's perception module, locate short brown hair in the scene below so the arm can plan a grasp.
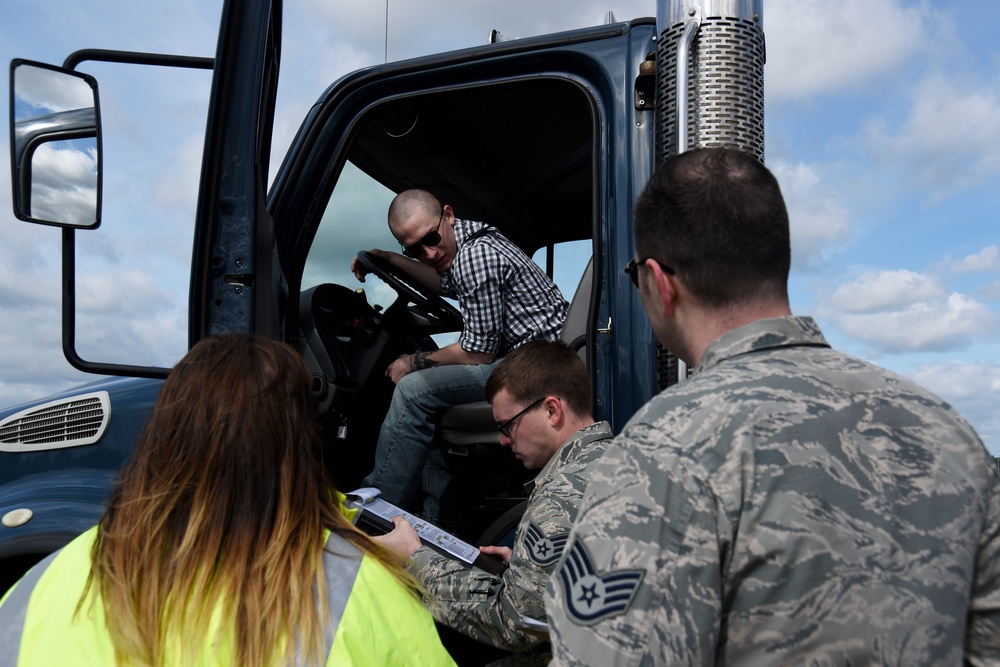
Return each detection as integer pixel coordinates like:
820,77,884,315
633,147,790,307
486,340,591,417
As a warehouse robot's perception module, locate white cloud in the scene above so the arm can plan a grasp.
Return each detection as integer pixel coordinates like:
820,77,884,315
0,257,60,309
765,0,928,100
0,298,94,408
75,269,174,314
0,193,64,309
0,226,172,389
911,361,1000,456
829,270,945,313
770,160,851,269
151,134,204,213
984,281,1000,301
820,269,998,354
864,72,1000,202
950,245,1000,274
914,360,1000,401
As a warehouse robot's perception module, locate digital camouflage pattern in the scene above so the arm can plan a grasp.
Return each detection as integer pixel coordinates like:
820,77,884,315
546,316,1000,666
410,422,612,661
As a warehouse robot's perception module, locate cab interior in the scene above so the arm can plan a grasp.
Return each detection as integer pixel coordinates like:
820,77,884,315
290,75,599,544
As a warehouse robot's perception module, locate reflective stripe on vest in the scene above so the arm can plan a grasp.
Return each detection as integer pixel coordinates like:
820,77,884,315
315,531,364,663
0,547,65,667
0,532,366,666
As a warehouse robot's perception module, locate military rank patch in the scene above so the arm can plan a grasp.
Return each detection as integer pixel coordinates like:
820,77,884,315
524,521,568,567
555,537,643,626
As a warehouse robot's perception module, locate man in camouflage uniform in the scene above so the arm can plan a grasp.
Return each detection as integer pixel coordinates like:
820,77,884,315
375,341,611,664
544,147,1000,665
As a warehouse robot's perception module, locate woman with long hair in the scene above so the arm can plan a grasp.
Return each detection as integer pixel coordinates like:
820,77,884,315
0,334,455,666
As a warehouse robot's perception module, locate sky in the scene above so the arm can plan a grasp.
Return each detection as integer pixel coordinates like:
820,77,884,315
1,0,998,454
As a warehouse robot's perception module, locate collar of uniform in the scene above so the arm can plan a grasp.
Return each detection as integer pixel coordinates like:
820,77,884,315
694,316,830,375
531,420,613,492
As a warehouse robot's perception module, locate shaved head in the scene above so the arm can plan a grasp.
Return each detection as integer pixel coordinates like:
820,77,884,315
388,189,441,233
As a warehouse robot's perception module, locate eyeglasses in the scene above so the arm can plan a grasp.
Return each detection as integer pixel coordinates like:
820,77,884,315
401,211,445,259
496,397,545,438
624,257,675,288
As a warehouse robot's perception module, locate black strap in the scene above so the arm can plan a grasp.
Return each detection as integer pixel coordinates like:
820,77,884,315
463,226,494,245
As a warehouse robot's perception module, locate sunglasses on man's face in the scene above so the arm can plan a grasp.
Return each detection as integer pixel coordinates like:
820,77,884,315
624,257,675,288
401,211,445,259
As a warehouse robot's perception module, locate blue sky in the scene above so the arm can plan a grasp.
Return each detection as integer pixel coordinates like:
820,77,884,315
1,0,998,454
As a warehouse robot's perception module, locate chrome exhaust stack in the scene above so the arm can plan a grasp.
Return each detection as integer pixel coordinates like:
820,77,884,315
655,0,765,162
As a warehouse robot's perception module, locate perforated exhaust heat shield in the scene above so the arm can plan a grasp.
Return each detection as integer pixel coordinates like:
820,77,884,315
655,0,765,163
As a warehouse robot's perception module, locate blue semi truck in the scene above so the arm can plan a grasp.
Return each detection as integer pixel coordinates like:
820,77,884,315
1,0,765,614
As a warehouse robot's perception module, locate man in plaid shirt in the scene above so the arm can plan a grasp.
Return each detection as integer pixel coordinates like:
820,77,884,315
351,188,568,527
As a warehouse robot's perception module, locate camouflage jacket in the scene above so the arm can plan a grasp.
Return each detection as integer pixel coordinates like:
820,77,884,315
545,316,1000,666
410,421,612,654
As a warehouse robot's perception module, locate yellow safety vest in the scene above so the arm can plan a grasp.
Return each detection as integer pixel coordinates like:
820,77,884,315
0,527,455,666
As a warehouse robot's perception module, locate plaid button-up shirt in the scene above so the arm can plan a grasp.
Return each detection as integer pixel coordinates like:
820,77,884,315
440,219,568,356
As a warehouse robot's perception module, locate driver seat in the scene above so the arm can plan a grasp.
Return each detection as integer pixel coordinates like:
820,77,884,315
437,257,594,473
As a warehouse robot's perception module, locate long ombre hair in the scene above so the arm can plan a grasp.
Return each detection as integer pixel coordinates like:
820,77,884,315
84,334,418,666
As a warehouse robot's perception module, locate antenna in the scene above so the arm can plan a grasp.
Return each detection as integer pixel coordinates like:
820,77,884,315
384,0,389,63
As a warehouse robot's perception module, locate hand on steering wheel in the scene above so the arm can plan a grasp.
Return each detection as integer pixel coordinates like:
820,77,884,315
354,251,462,332
350,250,382,282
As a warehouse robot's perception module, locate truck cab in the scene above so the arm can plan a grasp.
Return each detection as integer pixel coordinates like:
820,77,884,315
2,0,764,609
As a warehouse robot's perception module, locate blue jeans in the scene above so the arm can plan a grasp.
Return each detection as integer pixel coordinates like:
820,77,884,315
363,361,498,522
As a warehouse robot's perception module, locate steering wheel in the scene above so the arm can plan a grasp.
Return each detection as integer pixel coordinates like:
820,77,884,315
356,251,463,332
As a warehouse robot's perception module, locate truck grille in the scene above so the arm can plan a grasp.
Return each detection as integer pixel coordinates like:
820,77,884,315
0,391,111,452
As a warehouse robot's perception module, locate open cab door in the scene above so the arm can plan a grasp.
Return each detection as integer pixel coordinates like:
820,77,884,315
189,0,284,347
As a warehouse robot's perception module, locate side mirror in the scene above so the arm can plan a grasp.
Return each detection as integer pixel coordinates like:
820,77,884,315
9,59,102,229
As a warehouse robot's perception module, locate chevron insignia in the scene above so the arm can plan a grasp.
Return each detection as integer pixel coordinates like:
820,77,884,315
555,537,644,626
524,521,568,567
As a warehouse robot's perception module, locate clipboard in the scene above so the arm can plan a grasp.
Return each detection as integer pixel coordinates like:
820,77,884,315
346,487,508,575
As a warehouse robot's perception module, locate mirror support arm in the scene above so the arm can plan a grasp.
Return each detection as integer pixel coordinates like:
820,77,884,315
64,49,213,72
60,228,171,379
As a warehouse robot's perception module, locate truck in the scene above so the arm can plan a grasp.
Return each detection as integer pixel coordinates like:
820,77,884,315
2,0,764,631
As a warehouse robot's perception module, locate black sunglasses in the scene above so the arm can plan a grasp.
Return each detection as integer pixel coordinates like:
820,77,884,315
624,257,675,288
496,397,545,438
401,211,445,259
